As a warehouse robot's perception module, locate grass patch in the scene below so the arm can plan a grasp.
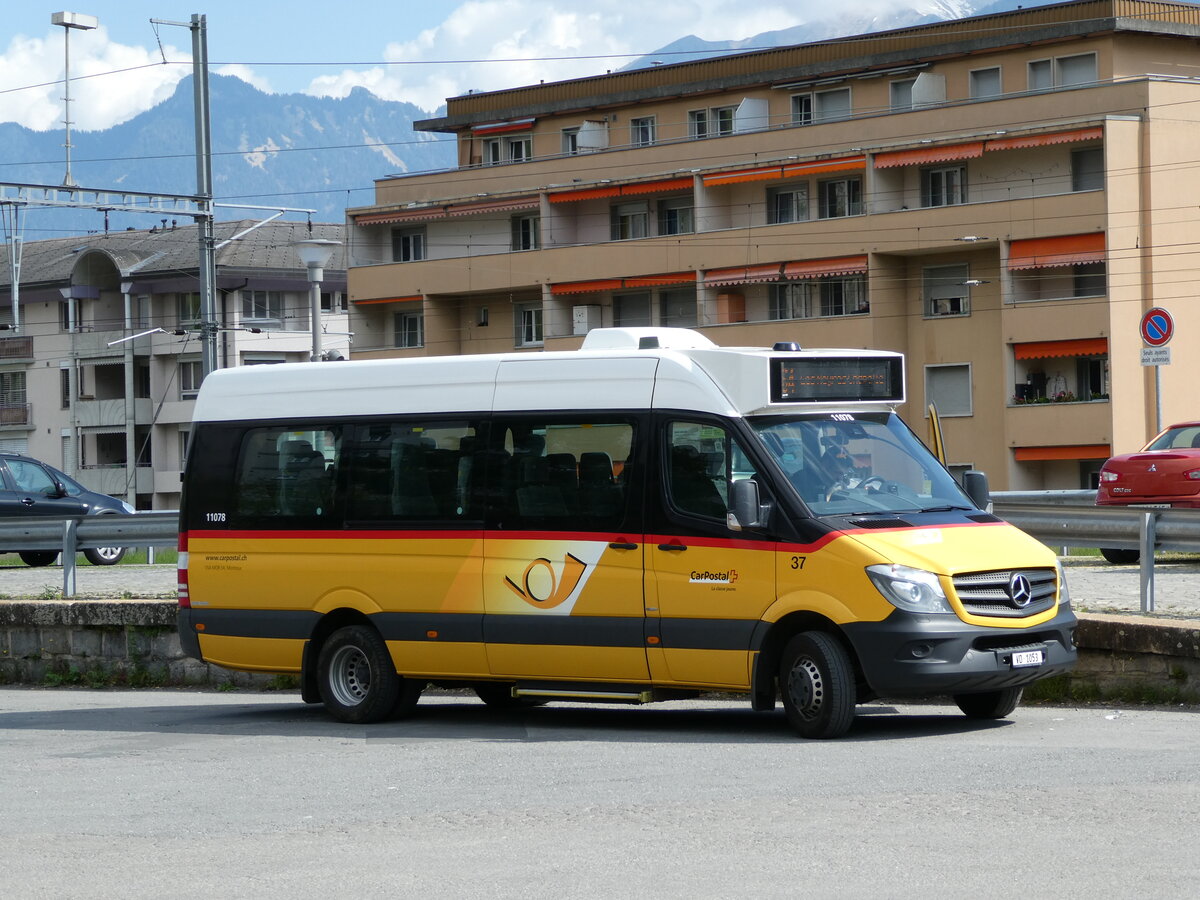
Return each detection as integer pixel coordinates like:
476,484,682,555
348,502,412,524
1027,672,1200,706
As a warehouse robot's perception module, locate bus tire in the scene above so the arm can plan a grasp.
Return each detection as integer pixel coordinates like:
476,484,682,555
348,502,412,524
474,683,546,708
953,687,1022,720
318,625,408,724
19,551,58,567
779,631,855,739
1100,548,1139,565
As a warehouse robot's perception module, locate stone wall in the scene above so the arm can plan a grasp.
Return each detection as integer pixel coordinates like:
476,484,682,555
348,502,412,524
1,600,1197,703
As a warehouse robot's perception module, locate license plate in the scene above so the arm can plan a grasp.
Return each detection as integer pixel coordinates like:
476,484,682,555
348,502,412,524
1011,650,1044,668
1129,503,1170,509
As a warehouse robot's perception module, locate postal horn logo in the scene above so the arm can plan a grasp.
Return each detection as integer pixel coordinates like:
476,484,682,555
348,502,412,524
505,553,588,609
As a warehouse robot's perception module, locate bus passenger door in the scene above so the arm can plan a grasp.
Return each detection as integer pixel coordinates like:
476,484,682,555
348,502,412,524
481,416,650,682
646,419,776,689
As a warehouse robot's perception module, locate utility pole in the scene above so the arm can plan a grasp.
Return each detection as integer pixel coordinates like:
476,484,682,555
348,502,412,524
51,12,98,187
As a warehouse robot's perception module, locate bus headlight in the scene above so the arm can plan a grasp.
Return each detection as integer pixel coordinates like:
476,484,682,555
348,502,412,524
1055,560,1072,608
866,564,953,615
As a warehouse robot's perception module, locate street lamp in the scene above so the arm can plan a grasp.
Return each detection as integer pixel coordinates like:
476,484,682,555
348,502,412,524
51,12,98,187
292,238,341,362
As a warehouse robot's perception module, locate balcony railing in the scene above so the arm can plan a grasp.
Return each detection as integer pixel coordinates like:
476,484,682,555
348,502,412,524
0,336,33,361
0,402,31,426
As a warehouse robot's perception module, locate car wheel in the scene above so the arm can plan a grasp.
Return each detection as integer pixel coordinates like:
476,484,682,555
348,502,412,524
317,625,421,723
18,551,59,567
778,631,856,739
953,687,1023,720
84,546,126,566
1100,548,1140,565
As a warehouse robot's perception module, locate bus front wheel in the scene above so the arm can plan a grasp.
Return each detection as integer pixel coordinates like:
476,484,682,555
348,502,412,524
779,631,855,739
953,687,1023,720
317,625,420,723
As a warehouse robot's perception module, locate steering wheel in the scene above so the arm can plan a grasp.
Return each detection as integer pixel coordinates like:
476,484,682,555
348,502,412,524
861,476,887,492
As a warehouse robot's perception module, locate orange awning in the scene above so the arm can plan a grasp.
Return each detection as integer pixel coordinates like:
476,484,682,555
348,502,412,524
354,208,448,226
1009,233,1106,270
624,272,696,288
471,118,535,135
703,155,865,187
703,264,782,287
549,177,693,203
873,142,984,169
781,156,866,178
446,198,539,216
354,295,423,306
986,127,1103,152
1014,444,1111,461
550,273,695,295
551,279,623,295
782,255,868,279
1014,337,1108,360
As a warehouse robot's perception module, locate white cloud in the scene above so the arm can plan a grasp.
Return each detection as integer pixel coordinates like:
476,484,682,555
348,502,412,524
0,26,189,131
215,64,275,94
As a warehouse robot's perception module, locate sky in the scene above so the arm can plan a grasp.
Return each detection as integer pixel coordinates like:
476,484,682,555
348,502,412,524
0,0,927,132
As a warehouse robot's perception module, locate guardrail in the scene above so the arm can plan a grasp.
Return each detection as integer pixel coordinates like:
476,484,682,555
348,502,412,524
993,490,1200,613
0,511,177,598
1,496,1197,610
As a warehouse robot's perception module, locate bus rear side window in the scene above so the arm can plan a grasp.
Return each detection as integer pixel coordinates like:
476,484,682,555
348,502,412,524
234,426,342,521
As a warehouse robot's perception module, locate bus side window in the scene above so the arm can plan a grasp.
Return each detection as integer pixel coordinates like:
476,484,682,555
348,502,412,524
666,421,759,524
234,426,341,522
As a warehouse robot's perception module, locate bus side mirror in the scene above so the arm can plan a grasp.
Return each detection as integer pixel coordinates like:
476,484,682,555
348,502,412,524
961,470,991,512
729,479,770,531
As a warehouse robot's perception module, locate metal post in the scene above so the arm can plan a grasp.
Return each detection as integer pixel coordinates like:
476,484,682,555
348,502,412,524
310,279,322,362
190,14,218,379
1154,365,1162,436
121,282,136,504
1139,510,1156,613
61,519,78,598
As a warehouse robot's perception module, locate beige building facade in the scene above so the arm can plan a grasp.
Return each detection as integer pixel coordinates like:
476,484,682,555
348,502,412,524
0,220,347,509
346,0,1200,490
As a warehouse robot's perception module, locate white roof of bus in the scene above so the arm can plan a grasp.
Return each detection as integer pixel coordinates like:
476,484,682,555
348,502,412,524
190,328,902,423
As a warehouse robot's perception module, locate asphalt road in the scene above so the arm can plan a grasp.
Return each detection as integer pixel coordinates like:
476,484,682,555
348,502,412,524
1,688,1196,899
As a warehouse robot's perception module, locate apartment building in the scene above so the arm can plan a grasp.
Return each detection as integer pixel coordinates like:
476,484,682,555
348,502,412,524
0,220,347,509
346,0,1200,490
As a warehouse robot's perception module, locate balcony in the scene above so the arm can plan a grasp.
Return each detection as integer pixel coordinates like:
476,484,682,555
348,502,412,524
1003,396,1113,449
0,403,32,430
0,336,34,363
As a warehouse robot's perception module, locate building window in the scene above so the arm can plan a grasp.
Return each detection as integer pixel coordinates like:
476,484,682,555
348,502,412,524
1029,53,1096,91
135,362,151,399
713,106,736,135
394,310,424,349
769,276,867,319
242,290,284,325
922,165,967,207
614,293,651,327
507,136,531,162
1073,262,1106,297
511,214,540,251
392,227,426,262
924,264,971,317
657,197,694,235
60,298,74,332
482,135,531,164
688,109,709,138
660,289,697,327
180,360,202,399
791,94,812,125
815,88,851,122
630,116,656,147
818,178,862,218
515,303,543,347
925,364,972,417
562,127,579,155
890,79,916,110
60,368,71,409
1071,147,1104,191
179,429,191,469
0,372,26,417
767,185,808,224
611,202,649,240
970,67,1002,99
320,291,347,313
177,292,201,327
483,138,503,165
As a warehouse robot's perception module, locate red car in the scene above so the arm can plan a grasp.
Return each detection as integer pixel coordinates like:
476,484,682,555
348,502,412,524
1095,420,1200,563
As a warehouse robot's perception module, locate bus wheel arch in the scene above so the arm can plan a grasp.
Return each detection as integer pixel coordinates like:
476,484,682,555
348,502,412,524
306,611,423,722
778,630,857,739
752,613,869,712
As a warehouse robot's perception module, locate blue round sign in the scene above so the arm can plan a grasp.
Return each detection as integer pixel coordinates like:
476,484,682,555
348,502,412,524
1141,308,1174,347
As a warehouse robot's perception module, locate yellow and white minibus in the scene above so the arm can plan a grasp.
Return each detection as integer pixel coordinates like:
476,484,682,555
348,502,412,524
177,327,1075,738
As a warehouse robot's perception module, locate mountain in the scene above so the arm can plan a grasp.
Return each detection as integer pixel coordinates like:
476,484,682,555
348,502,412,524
0,74,455,238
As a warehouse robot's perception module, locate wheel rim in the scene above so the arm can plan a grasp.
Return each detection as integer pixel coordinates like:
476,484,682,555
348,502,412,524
787,655,824,722
93,546,122,562
327,644,371,707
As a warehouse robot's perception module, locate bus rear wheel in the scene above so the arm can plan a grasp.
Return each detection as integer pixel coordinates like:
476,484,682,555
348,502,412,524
779,631,855,739
1100,548,1139,565
953,687,1023,719
317,625,421,723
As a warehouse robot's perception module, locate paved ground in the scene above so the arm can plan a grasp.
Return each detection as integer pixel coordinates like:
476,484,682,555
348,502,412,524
2,556,1198,620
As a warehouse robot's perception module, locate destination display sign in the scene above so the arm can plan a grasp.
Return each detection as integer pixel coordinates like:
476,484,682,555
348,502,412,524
771,356,904,403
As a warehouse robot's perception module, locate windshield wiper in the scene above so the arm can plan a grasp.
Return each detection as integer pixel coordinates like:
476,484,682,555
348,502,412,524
917,505,974,513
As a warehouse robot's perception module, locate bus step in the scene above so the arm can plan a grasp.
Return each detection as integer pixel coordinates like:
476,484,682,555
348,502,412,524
512,687,654,704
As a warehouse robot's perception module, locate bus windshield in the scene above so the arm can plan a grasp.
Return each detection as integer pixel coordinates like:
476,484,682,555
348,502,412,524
748,412,974,517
